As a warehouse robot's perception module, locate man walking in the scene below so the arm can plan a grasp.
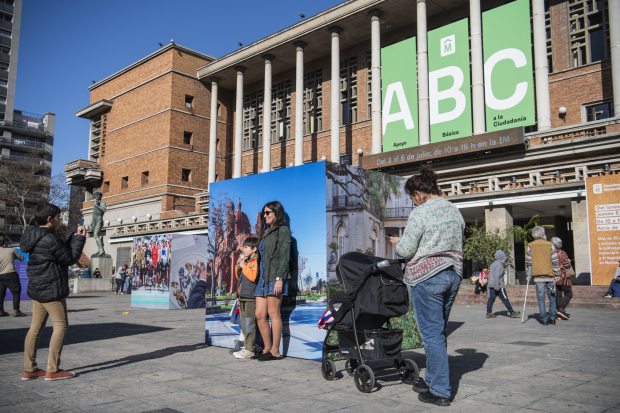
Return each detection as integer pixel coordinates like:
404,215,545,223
526,226,561,325
486,250,520,319
20,203,86,381
0,237,26,317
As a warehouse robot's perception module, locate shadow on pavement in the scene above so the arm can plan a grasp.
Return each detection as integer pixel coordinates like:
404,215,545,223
73,343,208,375
0,323,172,355
445,321,465,337
402,348,489,400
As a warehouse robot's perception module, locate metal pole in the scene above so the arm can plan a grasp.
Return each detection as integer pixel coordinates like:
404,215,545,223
417,0,430,145
470,0,486,135
532,0,551,130
521,276,530,323
370,10,383,154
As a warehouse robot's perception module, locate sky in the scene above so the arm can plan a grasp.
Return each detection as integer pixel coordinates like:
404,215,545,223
209,162,328,284
15,0,343,177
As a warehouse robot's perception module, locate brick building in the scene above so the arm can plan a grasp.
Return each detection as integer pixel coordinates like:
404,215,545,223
68,0,619,284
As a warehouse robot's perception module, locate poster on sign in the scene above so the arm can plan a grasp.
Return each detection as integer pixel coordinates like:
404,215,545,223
586,174,620,286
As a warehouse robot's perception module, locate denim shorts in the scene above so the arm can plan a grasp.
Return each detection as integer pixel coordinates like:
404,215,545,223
255,280,289,297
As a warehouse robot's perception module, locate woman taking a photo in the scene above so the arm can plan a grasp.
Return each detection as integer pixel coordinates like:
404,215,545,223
389,165,465,407
255,201,290,361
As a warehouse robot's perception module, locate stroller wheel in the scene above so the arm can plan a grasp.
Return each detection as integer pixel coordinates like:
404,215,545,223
399,359,420,385
321,359,336,381
344,359,358,377
354,365,375,393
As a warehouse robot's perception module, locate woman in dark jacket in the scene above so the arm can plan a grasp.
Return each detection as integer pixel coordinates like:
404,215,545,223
254,201,291,361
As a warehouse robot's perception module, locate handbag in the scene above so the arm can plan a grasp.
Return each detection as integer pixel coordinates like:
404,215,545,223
564,265,575,277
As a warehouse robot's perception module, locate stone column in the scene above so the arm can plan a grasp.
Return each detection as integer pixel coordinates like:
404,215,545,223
370,10,383,154
470,0,486,135
571,199,591,285
609,0,620,117
233,66,245,178
294,42,306,166
417,0,430,145
262,55,275,173
485,206,515,284
208,77,220,186
532,0,551,131
330,27,342,163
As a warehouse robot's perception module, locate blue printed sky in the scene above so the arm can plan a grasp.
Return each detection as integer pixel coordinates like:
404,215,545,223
209,162,327,285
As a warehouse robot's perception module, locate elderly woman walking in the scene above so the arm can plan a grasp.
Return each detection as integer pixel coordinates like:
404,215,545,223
551,237,572,320
389,165,464,407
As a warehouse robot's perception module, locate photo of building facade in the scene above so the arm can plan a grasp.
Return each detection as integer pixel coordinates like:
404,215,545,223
66,0,620,286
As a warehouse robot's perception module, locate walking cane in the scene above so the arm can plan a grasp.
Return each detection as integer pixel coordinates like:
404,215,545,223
522,276,530,323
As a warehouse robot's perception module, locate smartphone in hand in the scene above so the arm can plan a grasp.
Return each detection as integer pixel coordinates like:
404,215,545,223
386,233,397,238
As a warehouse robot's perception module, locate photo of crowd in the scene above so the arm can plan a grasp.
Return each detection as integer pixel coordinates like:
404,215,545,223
131,234,171,291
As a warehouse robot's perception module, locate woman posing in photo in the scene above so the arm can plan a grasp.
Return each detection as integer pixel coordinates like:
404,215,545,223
254,201,291,361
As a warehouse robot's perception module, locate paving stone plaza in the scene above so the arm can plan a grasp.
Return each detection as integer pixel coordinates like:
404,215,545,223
1,293,619,412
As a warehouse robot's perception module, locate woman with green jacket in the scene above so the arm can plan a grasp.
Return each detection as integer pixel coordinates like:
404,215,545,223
254,201,291,361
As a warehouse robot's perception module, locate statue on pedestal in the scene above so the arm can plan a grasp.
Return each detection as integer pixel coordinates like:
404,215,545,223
89,190,109,258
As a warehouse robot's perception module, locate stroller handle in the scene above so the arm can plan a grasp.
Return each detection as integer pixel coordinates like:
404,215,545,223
328,298,352,323
377,259,407,269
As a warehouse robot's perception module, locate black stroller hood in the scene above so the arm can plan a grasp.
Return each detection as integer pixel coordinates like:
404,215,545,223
336,252,404,295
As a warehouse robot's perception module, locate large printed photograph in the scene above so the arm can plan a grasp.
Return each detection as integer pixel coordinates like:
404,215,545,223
206,162,328,359
130,234,171,309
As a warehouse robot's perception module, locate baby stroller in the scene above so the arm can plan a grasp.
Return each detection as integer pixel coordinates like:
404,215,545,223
321,252,419,393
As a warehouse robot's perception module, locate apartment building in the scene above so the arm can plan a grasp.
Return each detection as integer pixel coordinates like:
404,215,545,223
0,0,56,243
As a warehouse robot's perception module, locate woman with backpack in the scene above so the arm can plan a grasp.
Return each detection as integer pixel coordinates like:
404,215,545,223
254,201,291,361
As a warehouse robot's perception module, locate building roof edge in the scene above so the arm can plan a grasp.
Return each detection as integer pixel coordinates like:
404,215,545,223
88,43,216,91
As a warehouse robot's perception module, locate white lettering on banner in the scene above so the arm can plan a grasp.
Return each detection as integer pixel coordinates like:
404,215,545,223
484,48,528,110
440,35,455,57
382,82,415,134
429,66,466,124
596,210,620,218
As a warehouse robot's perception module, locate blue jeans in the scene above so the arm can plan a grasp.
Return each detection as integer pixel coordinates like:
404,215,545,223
409,268,460,399
487,288,514,314
535,281,557,322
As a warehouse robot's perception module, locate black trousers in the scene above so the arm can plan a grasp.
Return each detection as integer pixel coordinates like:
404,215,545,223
0,272,21,311
556,284,573,310
474,280,487,295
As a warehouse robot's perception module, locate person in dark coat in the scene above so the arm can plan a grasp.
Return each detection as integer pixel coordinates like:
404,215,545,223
19,203,86,381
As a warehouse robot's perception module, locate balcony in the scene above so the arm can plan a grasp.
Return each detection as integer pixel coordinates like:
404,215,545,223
3,224,22,234
0,154,50,168
385,207,413,219
110,213,209,238
65,159,102,186
0,136,46,152
0,119,46,135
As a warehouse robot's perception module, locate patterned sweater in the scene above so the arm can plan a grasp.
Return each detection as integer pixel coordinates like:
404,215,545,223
396,197,465,286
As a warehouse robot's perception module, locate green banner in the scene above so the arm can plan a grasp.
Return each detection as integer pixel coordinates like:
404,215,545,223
381,37,418,151
483,0,535,132
428,18,472,143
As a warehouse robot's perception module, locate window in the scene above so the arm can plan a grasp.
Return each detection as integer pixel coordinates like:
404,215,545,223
0,63,7,71
545,1,553,73
270,79,292,144
102,181,109,193
185,95,194,108
0,46,9,54
569,0,610,67
181,169,191,182
0,95,6,104
141,171,149,185
121,176,128,189
217,103,221,116
0,13,12,22
183,131,192,145
366,50,373,118
0,79,7,87
340,154,352,165
340,56,358,125
242,89,263,151
0,29,11,38
303,68,323,134
585,101,614,121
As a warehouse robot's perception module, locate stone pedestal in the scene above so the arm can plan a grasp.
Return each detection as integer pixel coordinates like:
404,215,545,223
89,255,113,280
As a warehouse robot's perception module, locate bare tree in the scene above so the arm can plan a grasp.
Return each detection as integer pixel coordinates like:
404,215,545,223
298,256,308,291
0,150,49,239
207,193,238,295
48,172,74,236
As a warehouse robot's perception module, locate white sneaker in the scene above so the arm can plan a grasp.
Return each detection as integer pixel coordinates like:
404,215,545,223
235,349,255,359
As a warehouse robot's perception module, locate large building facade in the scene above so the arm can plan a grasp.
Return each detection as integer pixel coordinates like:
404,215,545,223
0,0,56,243
69,0,619,284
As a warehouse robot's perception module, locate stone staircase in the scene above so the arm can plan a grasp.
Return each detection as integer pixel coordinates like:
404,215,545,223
455,284,620,310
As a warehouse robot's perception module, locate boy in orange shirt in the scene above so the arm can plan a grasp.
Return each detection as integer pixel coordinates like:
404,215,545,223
234,237,259,359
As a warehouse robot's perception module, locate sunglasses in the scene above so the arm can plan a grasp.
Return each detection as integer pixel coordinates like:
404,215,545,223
263,210,273,216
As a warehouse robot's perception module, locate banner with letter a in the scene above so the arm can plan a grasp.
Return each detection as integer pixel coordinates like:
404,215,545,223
428,18,472,143
482,0,535,132
381,37,418,151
